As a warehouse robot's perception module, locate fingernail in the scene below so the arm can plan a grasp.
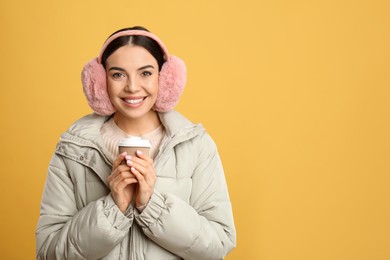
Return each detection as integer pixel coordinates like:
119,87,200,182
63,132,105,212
136,150,143,155
125,155,132,160
127,160,133,165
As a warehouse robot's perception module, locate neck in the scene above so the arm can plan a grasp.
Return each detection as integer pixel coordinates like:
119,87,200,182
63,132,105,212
113,110,161,136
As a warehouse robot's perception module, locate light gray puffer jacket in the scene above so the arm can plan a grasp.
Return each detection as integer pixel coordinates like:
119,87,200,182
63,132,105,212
36,110,236,259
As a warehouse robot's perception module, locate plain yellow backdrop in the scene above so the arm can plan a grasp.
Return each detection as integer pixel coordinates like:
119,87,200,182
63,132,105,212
1,0,389,259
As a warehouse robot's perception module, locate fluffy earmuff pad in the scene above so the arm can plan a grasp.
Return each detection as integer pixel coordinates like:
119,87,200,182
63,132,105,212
81,58,116,116
154,56,187,112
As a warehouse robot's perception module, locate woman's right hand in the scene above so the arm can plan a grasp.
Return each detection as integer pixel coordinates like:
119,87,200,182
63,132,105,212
107,152,138,212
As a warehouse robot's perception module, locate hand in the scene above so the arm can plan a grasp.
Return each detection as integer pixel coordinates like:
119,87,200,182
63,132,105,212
126,150,157,209
107,152,138,212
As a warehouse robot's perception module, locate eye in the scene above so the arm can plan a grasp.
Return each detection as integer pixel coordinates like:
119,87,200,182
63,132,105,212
141,71,152,77
112,72,125,79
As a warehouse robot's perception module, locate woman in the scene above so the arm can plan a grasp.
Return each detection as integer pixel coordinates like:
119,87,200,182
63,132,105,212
36,26,236,260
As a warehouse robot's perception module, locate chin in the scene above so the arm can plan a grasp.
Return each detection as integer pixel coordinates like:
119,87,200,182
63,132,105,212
120,107,156,120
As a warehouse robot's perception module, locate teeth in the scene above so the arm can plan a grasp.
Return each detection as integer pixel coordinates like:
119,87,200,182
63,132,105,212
124,98,143,104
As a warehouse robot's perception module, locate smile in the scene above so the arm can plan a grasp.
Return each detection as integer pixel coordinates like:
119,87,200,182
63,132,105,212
124,98,145,104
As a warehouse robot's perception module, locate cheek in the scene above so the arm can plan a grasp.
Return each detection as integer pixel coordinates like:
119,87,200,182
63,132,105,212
152,82,159,96
151,76,159,94
106,80,120,99
143,76,159,95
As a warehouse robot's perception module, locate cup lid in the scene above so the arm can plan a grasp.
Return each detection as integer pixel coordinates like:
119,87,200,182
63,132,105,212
118,137,151,148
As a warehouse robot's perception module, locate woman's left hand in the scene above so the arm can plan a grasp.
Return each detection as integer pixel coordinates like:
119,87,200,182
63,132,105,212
126,150,157,209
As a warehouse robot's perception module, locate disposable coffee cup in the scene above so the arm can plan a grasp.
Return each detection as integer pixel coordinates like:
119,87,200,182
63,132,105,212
118,137,151,158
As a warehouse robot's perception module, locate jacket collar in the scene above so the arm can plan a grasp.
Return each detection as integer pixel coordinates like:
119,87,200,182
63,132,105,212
62,110,204,154
158,110,198,138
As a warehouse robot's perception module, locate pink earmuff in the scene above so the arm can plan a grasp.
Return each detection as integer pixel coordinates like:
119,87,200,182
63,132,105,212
81,30,187,115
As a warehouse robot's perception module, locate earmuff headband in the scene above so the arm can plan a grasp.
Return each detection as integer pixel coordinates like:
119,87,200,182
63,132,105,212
97,30,170,64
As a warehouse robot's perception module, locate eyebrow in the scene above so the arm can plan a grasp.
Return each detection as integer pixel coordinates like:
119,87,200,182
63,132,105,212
138,65,155,70
108,65,155,72
108,67,125,72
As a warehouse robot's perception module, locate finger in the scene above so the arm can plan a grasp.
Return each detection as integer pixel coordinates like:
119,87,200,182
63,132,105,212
110,171,138,191
112,170,137,184
127,159,157,184
108,164,131,181
126,160,150,178
113,175,138,188
136,150,154,164
130,165,156,185
111,178,138,194
108,167,134,182
113,152,128,169
118,177,138,188
130,167,146,183
129,156,153,170
130,153,155,179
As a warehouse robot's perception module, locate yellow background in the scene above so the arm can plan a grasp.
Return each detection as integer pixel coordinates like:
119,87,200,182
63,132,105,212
1,0,389,259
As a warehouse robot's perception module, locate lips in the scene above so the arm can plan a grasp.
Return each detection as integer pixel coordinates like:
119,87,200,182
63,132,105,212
124,98,144,104
122,97,147,107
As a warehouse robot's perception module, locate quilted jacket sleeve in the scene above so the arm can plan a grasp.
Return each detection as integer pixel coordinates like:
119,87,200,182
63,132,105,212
135,133,236,260
36,154,133,260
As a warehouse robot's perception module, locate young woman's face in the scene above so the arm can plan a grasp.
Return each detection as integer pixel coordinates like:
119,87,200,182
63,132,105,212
106,45,159,121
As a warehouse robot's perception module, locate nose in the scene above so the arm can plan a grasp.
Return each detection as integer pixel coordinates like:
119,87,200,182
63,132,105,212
125,76,140,92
